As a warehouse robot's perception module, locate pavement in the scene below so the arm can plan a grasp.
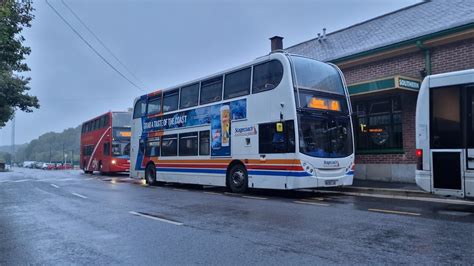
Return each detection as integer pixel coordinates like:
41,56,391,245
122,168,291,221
1,168,473,264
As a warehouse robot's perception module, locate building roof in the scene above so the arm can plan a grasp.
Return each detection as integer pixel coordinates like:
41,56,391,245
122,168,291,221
285,0,474,62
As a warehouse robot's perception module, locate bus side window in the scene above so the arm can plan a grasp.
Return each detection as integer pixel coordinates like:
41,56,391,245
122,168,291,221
163,89,179,113
199,131,210,156
258,120,294,154
161,135,178,156
145,138,160,157
200,76,223,104
180,83,199,109
139,139,145,155
179,132,198,156
133,99,147,118
147,96,162,115
103,142,110,156
252,60,283,94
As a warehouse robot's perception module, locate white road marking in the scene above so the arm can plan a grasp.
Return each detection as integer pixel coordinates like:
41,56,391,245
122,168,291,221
224,192,243,196
294,200,330,207
12,179,30,183
72,193,88,199
315,190,474,206
242,195,268,200
368,208,421,216
129,211,183,226
203,192,222,195
50,184,60,189
172,188,188,192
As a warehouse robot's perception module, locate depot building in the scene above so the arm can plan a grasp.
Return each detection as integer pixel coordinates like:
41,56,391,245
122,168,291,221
285,0,474,182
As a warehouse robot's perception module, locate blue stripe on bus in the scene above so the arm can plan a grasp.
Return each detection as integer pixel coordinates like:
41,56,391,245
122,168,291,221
156,167,226,174
346,171,354,175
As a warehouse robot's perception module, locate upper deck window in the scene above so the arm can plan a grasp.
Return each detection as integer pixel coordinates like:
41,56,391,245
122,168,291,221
291,56,344,95
252,60,283,93
133,99,146,119
224,67,251,99
200,76,223,105
180,83,199,109
112,112,132,128
163,89,179,113
147,96,162,115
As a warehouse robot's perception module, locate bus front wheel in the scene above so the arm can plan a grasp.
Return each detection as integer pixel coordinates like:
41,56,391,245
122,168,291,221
145,163,157,185
227,164,248,193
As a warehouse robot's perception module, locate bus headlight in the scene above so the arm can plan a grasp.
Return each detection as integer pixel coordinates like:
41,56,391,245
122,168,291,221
302,161,315,175
111,159,117,165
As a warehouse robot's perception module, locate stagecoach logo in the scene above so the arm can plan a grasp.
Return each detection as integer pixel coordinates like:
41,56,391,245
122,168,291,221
234,126,257,136
323,160,339,167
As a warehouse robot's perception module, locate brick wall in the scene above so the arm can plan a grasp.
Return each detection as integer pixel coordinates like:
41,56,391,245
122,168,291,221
334,38,474,165
431,39,474,74
341,51,425,85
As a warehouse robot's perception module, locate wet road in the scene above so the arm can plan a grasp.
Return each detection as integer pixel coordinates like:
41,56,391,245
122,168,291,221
1,168,473,264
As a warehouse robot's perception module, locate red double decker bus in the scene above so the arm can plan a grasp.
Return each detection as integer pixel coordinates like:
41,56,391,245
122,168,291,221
80,111,132,174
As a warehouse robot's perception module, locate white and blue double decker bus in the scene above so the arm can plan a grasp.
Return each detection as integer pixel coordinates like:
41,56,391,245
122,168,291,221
130,52,355,193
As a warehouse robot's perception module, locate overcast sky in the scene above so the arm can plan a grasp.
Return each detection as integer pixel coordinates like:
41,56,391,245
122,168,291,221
0,0,419,146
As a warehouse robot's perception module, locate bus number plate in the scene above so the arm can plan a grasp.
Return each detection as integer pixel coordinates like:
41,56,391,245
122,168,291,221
325,180,337,186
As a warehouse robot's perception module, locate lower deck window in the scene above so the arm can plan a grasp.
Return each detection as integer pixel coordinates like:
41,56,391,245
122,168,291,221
259,120,295,154
179,132,198,156
146,138,160,157
161,135,178,156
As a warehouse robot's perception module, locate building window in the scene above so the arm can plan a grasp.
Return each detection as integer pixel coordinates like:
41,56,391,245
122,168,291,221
180,83,199,109
224,67,251,99
200,76,223,104
161,134,178,156
163,89,179,113
199,130,210,156
179,132,198,156
353,97,403,152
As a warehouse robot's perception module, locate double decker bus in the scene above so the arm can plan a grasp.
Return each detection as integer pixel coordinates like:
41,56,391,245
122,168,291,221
130,52,354,192
415,69,474,198
81,111,132,175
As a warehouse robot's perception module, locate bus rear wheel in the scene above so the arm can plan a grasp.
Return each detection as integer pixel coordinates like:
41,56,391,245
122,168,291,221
145,164,157,185
227,164,248,193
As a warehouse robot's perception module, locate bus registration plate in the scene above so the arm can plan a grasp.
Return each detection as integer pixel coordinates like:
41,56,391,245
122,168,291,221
325,180,337,186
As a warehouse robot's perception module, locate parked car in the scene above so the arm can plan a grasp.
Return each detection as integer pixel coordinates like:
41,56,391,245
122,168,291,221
41,163,54,170
23,161,36,168
34,162,43,169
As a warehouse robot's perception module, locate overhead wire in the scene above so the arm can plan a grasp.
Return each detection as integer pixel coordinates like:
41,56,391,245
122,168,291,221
45,0,145,92
60,0,146,89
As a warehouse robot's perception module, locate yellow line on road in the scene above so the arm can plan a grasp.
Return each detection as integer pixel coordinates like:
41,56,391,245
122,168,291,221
294,200,330,206
368,208,421,216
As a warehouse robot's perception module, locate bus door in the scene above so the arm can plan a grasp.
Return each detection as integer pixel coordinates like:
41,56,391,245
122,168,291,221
464,84,474,197
430,85,464,197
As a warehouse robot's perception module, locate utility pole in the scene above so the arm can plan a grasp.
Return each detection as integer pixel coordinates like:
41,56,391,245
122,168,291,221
11,114,15,165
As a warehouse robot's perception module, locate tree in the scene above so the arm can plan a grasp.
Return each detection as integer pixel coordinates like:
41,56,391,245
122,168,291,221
0,0,38,128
